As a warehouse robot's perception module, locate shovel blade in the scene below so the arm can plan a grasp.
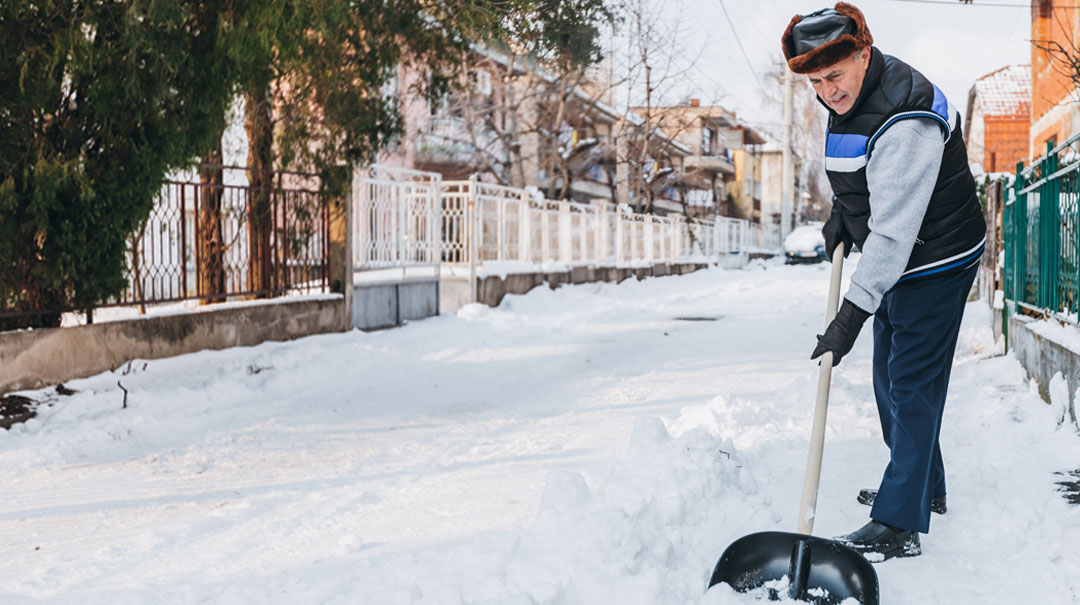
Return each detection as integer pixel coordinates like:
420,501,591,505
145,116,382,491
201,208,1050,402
708,531,879,604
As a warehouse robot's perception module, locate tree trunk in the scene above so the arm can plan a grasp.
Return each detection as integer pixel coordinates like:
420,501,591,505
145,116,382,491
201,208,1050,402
198,137,227,304
12,219,63,329
245,84,275,298
506,60,529,189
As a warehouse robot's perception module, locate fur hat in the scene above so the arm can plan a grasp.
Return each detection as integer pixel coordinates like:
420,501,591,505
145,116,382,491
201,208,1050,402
781,3,873,74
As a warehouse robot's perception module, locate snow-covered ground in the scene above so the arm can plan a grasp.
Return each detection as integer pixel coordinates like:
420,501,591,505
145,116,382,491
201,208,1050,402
2,258,1079,604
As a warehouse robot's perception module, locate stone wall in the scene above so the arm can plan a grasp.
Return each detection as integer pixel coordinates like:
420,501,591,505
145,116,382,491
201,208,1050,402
441,262,711,312
0,296,347,396
1008,314,1080,428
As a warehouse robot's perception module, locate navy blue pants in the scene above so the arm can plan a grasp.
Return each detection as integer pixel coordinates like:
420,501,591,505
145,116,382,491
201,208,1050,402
868,261,977,534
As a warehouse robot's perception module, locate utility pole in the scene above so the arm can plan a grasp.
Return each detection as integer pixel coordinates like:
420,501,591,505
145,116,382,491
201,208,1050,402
781,66,795,242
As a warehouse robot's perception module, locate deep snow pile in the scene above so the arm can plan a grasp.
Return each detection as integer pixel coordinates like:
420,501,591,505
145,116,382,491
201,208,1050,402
1,259,1078,604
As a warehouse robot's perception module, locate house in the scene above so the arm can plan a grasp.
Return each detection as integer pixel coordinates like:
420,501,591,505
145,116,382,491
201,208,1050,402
631,101,772,220
615,110,692,214
627,101,738,218
1029,1,1080,157
377,49,516,182
964,65,1031,174
758,141,806,232
379,46,622,205
534,86,621,204
728,125,768,222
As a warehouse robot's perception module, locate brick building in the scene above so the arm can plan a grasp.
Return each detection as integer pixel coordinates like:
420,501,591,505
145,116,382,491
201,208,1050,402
1029,1,1080,157
964,65,1031,174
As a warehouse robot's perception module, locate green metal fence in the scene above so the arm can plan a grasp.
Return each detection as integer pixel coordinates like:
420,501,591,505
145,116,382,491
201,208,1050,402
1004,135,1080,338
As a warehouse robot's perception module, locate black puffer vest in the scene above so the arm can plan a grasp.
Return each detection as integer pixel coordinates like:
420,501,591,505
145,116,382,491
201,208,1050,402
824,47,985,282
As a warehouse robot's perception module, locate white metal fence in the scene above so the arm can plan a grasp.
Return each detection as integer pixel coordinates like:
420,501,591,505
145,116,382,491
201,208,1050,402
352,165,442,274
440,177,753,269
352,166,765,277
747,223,782,253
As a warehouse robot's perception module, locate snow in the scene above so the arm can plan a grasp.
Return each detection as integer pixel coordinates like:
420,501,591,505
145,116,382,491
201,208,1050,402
974,65,1031,119
783,226,825,253
1025,316,1080,357
2,260,1079,604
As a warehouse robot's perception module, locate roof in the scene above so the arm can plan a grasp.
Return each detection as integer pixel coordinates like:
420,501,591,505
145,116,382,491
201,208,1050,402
738,125,768,146
621,109,693,156
627,105,737,129
973,65,1031,118
760,141,803,160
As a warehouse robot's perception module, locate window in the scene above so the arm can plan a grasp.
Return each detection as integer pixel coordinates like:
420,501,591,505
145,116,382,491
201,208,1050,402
381,71,400,105
1038,0,1052,19
473,69,492,96
703,127,714,155
429,94,448,117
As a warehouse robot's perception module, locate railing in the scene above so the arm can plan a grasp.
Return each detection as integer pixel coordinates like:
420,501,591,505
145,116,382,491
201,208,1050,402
352,165,442,275
1004,134,1080,327
747,223,782,253
1,159,765,327
416,116,505,165
1,166,331,325
128,168,330,305
440,177,751,271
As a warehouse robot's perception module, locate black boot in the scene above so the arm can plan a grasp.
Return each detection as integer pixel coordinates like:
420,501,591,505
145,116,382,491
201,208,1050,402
857,488,947,515
833,520,921,562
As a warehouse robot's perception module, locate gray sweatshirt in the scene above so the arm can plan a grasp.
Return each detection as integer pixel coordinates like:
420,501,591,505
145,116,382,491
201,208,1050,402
845,117,946,313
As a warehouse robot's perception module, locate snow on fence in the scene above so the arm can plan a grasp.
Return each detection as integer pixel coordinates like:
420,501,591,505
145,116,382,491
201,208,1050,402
439,176,752,271
352,165,442,275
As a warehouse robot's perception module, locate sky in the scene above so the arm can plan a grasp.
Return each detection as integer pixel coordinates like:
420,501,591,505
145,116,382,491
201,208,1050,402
673,0,1032,142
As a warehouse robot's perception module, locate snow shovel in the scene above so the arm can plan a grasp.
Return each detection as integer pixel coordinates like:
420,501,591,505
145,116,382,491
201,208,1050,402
707,245,879,604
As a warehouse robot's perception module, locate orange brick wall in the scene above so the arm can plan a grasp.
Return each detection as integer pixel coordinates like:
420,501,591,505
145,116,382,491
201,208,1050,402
1031,2,1080,155
985,118,1031,172
1032,120,1070,157
1031,3,1079,121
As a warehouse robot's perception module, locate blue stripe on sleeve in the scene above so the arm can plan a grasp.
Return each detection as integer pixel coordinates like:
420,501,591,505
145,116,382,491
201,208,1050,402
931,84,948,121
826,133,869,159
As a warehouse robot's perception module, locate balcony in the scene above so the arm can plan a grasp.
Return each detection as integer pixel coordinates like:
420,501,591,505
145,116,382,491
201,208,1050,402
415,116,503,169
684,154,735,175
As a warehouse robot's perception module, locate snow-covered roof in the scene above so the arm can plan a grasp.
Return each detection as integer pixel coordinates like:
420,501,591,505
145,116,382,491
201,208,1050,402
974,65,1031,118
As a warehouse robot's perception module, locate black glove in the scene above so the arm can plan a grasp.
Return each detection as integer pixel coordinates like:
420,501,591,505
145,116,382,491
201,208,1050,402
821,207,852,260
811,299,872,366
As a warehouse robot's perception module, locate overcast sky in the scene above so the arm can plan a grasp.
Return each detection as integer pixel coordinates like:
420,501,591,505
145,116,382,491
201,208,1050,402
666,0,1032,141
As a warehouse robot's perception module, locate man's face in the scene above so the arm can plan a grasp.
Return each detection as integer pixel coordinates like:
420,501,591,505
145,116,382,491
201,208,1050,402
806,50,869,115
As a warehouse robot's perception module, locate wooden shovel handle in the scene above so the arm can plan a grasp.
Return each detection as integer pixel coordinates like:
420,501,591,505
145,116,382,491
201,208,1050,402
796,243,845,535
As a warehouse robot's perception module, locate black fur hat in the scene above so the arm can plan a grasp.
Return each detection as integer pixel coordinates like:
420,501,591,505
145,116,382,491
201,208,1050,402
781,3,873,74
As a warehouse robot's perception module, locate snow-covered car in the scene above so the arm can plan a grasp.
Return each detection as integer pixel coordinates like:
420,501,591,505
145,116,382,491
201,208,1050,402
783,223,827,264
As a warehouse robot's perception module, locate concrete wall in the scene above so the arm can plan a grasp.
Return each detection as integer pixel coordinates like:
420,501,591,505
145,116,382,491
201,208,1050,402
0,296,347,396
1008,314,1080,427
1,257,731,394
440,262,712,312
353,279,439,330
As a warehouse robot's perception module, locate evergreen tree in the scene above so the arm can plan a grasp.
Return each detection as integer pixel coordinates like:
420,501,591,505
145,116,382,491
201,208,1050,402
0,1,236,328
209,0,516,295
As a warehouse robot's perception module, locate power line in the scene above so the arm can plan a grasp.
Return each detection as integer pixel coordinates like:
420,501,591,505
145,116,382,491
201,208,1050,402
715,0,767,96
725,0,787,69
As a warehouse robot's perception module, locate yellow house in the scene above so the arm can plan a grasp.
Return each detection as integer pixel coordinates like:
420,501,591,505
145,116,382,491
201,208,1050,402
729,126,768,222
